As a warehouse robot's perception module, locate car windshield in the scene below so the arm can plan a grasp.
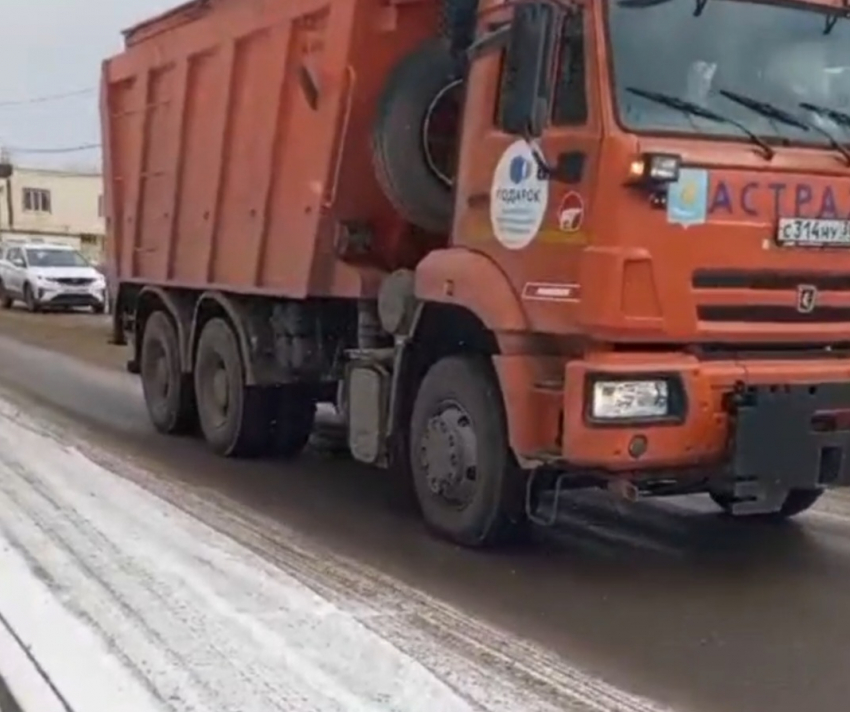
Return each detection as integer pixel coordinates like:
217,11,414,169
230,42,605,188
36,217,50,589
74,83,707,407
25,248,89,268
606,0,850,146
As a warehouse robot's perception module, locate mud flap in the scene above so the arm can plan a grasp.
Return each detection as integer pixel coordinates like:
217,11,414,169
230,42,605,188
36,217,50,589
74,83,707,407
730,383,850,514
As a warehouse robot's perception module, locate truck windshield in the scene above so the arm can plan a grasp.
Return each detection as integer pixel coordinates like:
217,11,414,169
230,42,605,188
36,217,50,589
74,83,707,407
606,0,850,147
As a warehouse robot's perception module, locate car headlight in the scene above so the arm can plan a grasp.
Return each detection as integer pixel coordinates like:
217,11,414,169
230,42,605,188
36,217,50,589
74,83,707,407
35,275,57,287
590,379,671,420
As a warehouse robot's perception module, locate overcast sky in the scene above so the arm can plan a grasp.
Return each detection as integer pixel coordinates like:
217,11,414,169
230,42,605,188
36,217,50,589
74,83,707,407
0,0,180,170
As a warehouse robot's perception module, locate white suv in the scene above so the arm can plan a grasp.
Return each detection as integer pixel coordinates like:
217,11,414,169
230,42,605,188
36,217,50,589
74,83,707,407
0,243,107,313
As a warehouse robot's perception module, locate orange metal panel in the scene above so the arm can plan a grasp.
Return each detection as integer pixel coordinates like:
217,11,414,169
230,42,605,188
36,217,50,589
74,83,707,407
104,0,437,299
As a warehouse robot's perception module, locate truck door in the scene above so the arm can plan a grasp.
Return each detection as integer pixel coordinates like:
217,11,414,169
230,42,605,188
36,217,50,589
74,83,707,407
453,5,602,334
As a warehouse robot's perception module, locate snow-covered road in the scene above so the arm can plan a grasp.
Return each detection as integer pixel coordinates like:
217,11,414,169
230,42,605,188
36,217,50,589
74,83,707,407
0,392,675,712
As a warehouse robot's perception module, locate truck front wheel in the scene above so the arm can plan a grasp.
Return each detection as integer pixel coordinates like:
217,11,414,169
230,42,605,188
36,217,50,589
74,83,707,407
409,355,527,547
140,311,196,435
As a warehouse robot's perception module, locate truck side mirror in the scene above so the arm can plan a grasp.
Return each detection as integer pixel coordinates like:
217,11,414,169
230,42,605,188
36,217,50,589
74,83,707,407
500,2,558,139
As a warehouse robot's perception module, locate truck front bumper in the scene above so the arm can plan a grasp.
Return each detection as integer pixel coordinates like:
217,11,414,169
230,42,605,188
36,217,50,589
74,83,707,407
725,381,850,510
561,353,850,476
495,352,850,495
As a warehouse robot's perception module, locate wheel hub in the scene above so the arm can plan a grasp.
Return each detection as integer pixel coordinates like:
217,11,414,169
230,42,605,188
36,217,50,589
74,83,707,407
142,341,170,401
212,368,229,406
211,365,230,413
152,353,170,399
420,405,478,506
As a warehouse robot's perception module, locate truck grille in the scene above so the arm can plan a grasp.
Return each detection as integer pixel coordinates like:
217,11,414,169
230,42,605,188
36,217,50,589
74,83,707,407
693,270,850,291
697,305,850,323
692,270,850,325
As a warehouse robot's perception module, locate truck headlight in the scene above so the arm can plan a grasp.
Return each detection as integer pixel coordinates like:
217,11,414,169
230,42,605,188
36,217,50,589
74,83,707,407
590,379,671,420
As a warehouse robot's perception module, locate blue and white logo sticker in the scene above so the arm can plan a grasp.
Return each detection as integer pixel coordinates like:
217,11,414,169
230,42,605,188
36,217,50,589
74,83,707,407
667,167,709,226
490,140,549,249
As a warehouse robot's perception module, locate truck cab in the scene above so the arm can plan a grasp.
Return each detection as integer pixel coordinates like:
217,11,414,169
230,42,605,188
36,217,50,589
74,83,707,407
412,0,850,524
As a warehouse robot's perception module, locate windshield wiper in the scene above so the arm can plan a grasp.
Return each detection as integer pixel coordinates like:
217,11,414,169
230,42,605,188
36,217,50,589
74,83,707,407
618,0,708,14
801,101,850,129
718,88,850,166
625,86,774,158
825,6,850,35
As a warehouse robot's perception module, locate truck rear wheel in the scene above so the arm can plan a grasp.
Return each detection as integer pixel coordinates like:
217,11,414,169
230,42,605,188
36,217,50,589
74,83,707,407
710,488,823,519
409,355,527,547
194,318,316,458
269,385,317,459
194,318,273,458
140,311,196,435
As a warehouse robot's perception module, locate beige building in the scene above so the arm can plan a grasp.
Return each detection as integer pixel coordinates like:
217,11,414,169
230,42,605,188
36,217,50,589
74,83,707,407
0,166,106,263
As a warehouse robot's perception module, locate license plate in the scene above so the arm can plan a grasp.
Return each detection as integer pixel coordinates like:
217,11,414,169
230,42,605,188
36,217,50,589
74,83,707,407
777,218,850,247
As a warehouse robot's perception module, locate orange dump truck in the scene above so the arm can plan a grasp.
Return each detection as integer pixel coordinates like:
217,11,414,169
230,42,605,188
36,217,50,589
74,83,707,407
103,0,850,546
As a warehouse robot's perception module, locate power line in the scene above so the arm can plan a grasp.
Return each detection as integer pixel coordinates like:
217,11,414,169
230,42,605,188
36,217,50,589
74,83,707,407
0,88,96,109
0,89,101,158
7,143,101,155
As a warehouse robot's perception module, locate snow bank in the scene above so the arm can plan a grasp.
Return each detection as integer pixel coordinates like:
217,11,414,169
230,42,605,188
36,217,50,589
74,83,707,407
0,603,65,712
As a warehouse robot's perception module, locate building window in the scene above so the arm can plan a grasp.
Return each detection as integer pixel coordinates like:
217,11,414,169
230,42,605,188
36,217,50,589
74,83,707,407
23,188,51,214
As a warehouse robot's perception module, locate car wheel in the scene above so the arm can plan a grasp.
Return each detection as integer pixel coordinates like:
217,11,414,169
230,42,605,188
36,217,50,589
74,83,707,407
0,281,12,309
23,283,40,313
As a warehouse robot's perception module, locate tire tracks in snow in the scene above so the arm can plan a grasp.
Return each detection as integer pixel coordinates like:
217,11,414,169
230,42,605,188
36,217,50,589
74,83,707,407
0,394,679,712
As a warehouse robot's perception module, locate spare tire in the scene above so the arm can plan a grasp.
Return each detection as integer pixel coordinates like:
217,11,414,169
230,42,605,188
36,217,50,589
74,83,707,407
372,38,464,234
440,0,478,50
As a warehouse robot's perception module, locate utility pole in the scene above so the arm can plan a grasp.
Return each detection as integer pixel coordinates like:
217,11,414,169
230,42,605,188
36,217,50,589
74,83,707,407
0,148,13,239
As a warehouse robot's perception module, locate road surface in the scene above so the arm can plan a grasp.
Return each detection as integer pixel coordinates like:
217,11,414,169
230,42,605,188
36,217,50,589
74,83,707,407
1,391,671,712
0,308,848,712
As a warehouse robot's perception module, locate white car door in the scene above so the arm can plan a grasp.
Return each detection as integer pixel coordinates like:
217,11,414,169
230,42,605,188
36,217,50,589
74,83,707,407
5,248,25,294
0,248,8,293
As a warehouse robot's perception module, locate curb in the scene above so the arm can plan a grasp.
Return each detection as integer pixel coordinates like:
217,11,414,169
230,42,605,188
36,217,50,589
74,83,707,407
0,613,67,712
0,674,23,712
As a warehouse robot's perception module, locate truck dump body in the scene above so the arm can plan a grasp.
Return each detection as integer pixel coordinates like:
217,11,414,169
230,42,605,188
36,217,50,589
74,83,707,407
103,0,436,299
